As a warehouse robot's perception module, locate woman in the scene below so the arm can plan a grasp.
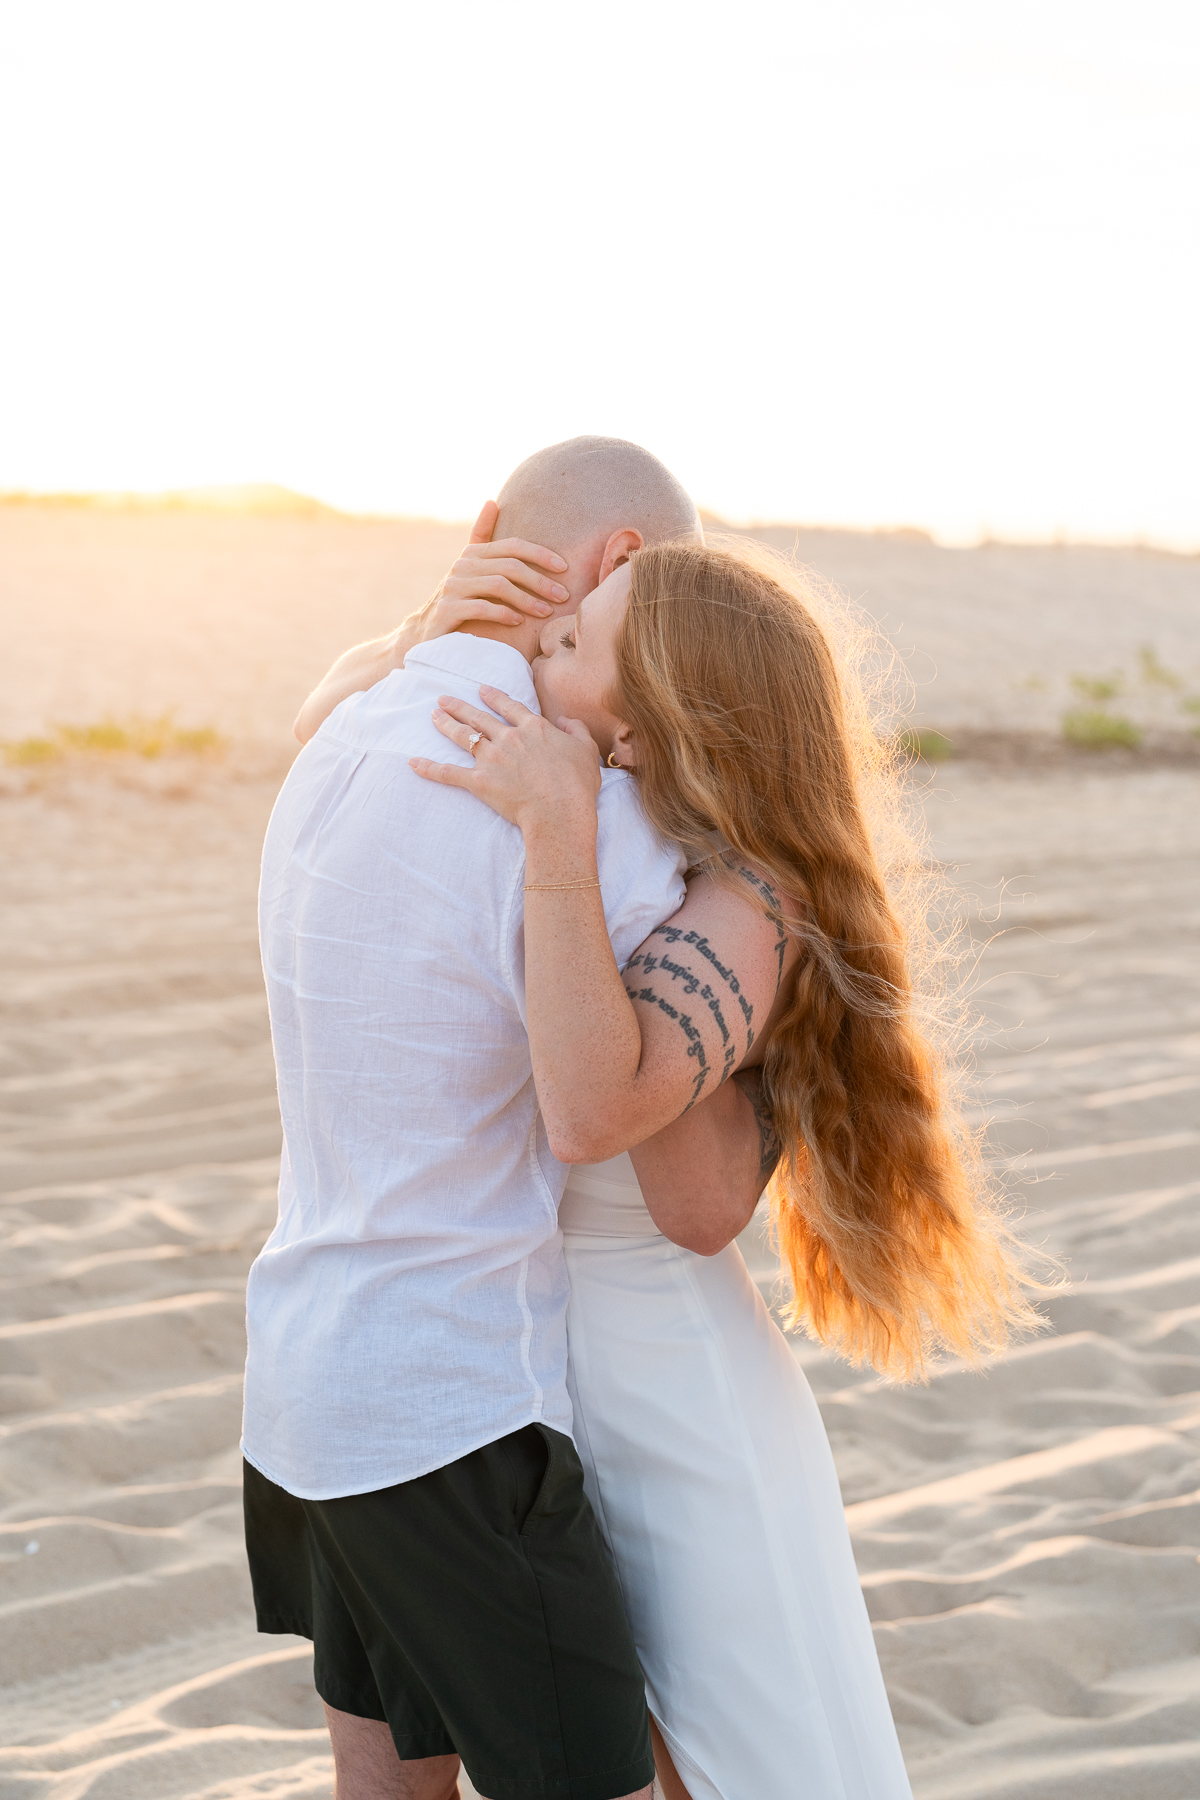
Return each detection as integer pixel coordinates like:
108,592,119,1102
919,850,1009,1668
411,540,1036,1800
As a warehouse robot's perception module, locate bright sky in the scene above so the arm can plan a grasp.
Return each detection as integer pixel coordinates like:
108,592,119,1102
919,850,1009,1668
1,1,1197,545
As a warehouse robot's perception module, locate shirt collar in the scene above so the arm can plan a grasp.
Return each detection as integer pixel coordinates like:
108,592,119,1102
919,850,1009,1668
404,633,541,714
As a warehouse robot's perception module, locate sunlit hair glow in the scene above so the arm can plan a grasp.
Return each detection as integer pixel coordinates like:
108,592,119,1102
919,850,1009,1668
614,539,1040,1380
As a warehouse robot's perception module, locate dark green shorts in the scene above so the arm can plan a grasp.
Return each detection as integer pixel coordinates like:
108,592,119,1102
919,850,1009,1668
243,1425,653,1800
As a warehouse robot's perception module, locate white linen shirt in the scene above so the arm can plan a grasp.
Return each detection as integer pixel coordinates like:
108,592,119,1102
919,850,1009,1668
242,633,685,1500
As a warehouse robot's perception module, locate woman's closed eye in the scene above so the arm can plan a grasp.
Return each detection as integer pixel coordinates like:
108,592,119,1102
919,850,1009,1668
560,628,576,649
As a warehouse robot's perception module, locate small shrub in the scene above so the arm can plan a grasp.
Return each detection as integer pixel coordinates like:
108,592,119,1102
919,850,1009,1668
1180,696,1200,716
3,736,63,766
171,725,223,754
126,716,172,758
2,714,226,766
898,729,954,763
1138,644,1183,689
57,721,132,753
59,714,176,758
1062,709,1142,749
1070,673,1124,704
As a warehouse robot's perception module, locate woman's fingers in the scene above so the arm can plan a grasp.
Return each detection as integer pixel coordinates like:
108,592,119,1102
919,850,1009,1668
431,707,489,754
422,523,568,647
480,558,570,601
477,685,534,727
419,532,569,647
417,686,600,833
446,560,569,607
474,536,567,574
467,500,499,545
436,598,525,629
446,571,564,613
435,695,499,735
456,553,569,595
408,756,475,789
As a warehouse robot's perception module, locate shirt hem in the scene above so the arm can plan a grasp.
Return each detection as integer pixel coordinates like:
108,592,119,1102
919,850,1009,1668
240,1411,576,1502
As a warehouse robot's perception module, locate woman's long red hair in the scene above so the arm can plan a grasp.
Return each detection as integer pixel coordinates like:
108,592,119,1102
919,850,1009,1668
615,539,1039,1379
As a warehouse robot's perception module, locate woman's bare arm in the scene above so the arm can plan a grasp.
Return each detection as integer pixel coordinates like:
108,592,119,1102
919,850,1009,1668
523,860,792,1162
630,1068,781,1254
293,626,405,745
293,623,419,745
410,687,800,1163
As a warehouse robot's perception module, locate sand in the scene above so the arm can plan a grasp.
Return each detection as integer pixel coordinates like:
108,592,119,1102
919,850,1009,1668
1,507,1198,1798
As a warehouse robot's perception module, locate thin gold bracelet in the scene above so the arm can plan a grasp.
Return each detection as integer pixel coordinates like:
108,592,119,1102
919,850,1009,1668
522,879,601,892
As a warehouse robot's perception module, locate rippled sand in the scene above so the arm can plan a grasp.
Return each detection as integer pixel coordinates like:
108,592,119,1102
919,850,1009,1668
782,766,1200,1800
1,508,1198,1798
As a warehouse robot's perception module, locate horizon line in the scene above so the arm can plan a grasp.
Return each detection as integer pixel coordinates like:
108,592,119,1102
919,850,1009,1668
1,482,1196,560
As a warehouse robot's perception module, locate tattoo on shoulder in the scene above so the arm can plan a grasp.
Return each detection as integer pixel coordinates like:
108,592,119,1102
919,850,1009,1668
732,1067,782,1185
736,864,788,993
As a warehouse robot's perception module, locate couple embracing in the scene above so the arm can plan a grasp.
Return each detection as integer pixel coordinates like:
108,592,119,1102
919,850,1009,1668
241,437,1030,1800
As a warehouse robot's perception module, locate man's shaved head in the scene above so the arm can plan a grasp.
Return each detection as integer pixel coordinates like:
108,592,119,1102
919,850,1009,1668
495,436,701,556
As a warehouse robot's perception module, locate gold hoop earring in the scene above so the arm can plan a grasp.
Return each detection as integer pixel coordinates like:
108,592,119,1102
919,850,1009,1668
607,752,622,769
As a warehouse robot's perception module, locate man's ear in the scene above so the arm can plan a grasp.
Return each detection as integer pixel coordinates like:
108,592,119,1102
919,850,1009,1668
597,527,644,585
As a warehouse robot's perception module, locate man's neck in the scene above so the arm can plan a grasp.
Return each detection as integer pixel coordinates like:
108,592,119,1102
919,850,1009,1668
455,620,539,665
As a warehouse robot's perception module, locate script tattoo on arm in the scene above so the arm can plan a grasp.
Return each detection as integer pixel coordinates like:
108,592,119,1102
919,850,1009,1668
624,921,755,1108
731,1066,783,1187
622,866,790,1111
622,978,711,1107
736,864,788,993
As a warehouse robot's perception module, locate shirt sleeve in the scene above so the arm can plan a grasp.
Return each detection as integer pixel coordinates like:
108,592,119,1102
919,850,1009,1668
594,772,688,972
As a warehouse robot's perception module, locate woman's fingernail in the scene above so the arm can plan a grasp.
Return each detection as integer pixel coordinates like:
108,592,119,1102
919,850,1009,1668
551,555,567,571
535,604,552,616
551,584,569,599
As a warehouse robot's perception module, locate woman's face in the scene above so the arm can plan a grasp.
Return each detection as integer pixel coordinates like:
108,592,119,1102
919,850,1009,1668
531,561,632,760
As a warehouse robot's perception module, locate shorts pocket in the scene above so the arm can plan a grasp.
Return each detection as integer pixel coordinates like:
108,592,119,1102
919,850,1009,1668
501,1424,551,1535
521,1423,583,1535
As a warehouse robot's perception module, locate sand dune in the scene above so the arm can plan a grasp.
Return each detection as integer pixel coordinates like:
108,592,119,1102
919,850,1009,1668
2,505,1197,749
1,512,1198,1798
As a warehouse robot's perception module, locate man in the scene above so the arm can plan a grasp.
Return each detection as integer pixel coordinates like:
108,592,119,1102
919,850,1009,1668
291,436,704,747
243,439,750,1800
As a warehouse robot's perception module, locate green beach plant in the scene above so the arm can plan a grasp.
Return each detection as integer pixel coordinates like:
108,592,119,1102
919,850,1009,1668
1061,708,1142,749
897,728,954,763
1063,666,1145,750
1069,673,1124,704
2,712,226,767
4,736,63,766
1137,644,1183,689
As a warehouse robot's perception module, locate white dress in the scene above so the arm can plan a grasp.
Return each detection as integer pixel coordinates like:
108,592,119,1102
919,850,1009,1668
560,1153,913,1800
